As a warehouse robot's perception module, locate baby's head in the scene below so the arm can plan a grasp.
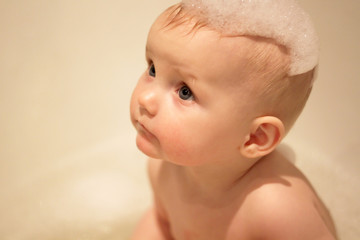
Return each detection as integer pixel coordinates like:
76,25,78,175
172,0,318,130
130,0,318,165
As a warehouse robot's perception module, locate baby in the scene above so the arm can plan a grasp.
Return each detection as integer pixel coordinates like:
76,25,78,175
130,0,337,239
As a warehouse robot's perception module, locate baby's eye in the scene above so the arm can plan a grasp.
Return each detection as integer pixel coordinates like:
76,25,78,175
178,85,194,101
148,63,156,77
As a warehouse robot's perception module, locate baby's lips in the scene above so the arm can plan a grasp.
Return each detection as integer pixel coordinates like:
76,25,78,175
137,121,156,140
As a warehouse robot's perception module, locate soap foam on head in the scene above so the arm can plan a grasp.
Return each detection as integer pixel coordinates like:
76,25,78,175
181,0,319,76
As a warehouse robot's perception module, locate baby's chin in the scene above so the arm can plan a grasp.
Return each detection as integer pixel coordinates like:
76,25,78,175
136,134,161,159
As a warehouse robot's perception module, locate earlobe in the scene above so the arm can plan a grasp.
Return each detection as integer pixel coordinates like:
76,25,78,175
240,117,285,159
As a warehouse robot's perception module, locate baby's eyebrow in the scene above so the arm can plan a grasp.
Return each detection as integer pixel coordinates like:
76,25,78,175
144,41,197,85
145,45,151,56
176,67,198,86
145,42,156,56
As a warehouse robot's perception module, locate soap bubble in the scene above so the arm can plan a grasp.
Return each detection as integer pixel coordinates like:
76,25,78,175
182,0,319,75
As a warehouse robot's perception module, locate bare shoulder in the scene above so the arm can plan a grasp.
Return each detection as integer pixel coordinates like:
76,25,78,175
236,150,337,240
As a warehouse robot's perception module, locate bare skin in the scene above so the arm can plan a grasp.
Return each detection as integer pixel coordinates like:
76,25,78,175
134,150,337,240
130,5,337,240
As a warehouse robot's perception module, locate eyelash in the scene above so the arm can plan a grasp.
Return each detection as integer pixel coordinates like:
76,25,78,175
146,61,195,101
148,62,156,77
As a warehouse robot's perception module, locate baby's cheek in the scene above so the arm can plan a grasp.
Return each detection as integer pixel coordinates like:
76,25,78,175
157,123,195,165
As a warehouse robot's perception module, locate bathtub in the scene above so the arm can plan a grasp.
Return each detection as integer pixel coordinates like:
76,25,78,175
0,0,358,239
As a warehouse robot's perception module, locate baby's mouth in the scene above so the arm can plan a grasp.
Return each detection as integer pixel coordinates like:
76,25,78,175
137,121,156,140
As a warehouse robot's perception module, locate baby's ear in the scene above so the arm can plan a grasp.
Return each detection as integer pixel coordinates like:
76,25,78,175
240,116,285,159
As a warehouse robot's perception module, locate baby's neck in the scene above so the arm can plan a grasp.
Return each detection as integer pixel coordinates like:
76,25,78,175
181,157,260,198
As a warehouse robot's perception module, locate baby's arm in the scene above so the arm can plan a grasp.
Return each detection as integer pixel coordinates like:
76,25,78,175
130,206,172,240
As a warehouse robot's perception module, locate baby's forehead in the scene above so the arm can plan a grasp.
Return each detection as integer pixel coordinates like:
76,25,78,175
154,10,287,72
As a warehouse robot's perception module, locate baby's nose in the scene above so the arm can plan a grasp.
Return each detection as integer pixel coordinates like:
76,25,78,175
138,89,158,116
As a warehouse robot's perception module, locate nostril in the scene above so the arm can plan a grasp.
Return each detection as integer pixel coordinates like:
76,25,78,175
139,105,153,117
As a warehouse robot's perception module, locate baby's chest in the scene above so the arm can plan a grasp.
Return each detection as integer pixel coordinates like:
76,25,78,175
160,191,246,240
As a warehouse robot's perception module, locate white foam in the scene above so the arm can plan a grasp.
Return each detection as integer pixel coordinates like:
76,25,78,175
182,0,319,76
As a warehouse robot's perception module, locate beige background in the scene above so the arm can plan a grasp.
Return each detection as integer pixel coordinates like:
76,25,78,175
0,0,359,239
